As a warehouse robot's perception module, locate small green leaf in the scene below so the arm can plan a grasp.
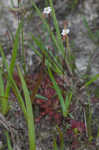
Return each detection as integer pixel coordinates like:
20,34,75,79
36,94,48,100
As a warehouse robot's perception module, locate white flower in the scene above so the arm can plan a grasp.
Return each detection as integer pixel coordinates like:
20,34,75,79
43,7,52,15
61,29,70,36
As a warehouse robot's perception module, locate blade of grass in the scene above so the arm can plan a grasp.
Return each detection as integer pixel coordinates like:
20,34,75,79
0,21,23,114
48,67,66,116
84,73,99,87
29,41,61,74
30,35,63,74
48,67,72,117
49,0,73,75
5,132,13,150
35,94,48,100
64,92,72,117
17,65,36,150
0,70,5,112
0,45,27,119
21,23,26,73
56,126,64,150
83,16,96,42
49,0,65,52
53,138,59,150
84,103,93,141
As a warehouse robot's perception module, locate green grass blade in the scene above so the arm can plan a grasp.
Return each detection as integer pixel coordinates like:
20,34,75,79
84,74,99,87
0,22,23,114
6,21,23,94
28,42,42,58
0,45,12,114
31,0,60,51
36,94,48,100
0,71,4,97
56,126,64,150
30,34,63,74
49,0,73,75
21,26,26,73
5,132,13,150
49,0,65,54
0,45,27,118
64,92,72,117
84,103,93,140
31,0,72,75
48,67,67,116
0,70,5,112
29,35,63,74
9,22,23,73
31,1,65,60
53,138,59,150
17,66,36,150
65,92,72,108
83,16,96,42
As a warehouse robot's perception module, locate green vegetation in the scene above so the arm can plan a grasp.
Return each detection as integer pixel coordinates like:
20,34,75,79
0,0,99,149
